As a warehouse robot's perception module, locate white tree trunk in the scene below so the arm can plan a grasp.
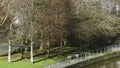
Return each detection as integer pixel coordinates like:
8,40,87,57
30,42,33,63
116,4,119,16
8,41,11,63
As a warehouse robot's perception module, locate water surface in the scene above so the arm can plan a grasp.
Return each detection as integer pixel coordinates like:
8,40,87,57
84,56,120,68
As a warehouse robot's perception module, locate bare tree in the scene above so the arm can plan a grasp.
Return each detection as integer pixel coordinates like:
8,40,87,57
2,0,34,63
33,0,68,56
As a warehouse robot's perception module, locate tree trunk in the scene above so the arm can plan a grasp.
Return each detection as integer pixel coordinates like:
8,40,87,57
60,42,63,55
21,39,24,59
8,41,11,63
30,42,33,63
47,49,50,58
20,46,24,59
47,41,50,58
116,4,119,16
21,51,23,59
40,42,43,51
40,33,43,51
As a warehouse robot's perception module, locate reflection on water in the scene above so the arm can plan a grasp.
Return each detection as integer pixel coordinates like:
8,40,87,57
84,56,120,68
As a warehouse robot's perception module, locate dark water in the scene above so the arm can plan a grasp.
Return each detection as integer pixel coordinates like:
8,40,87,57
83,56,120,68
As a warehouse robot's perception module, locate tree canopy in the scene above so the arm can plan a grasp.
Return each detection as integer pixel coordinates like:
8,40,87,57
0,0,120,49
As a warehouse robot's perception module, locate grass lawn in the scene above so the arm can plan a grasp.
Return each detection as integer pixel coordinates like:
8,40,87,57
0,46,80,68
0,54,65,68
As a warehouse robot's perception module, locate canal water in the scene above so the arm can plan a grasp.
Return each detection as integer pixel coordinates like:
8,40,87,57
83,56,120,68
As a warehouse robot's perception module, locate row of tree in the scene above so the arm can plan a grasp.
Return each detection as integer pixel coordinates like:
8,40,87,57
0,0,120,62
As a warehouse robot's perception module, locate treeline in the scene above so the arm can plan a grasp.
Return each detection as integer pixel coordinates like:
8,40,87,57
0,0,120,50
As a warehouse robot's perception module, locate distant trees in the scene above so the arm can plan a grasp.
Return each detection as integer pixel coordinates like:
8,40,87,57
70,0,120,48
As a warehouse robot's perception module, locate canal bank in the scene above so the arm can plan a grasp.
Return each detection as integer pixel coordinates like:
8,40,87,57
46,44,120,68
67,51,120,68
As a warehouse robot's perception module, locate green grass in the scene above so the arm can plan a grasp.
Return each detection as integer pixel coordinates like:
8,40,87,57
0,46,80,68
0,54,65,68
0,59,55,68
